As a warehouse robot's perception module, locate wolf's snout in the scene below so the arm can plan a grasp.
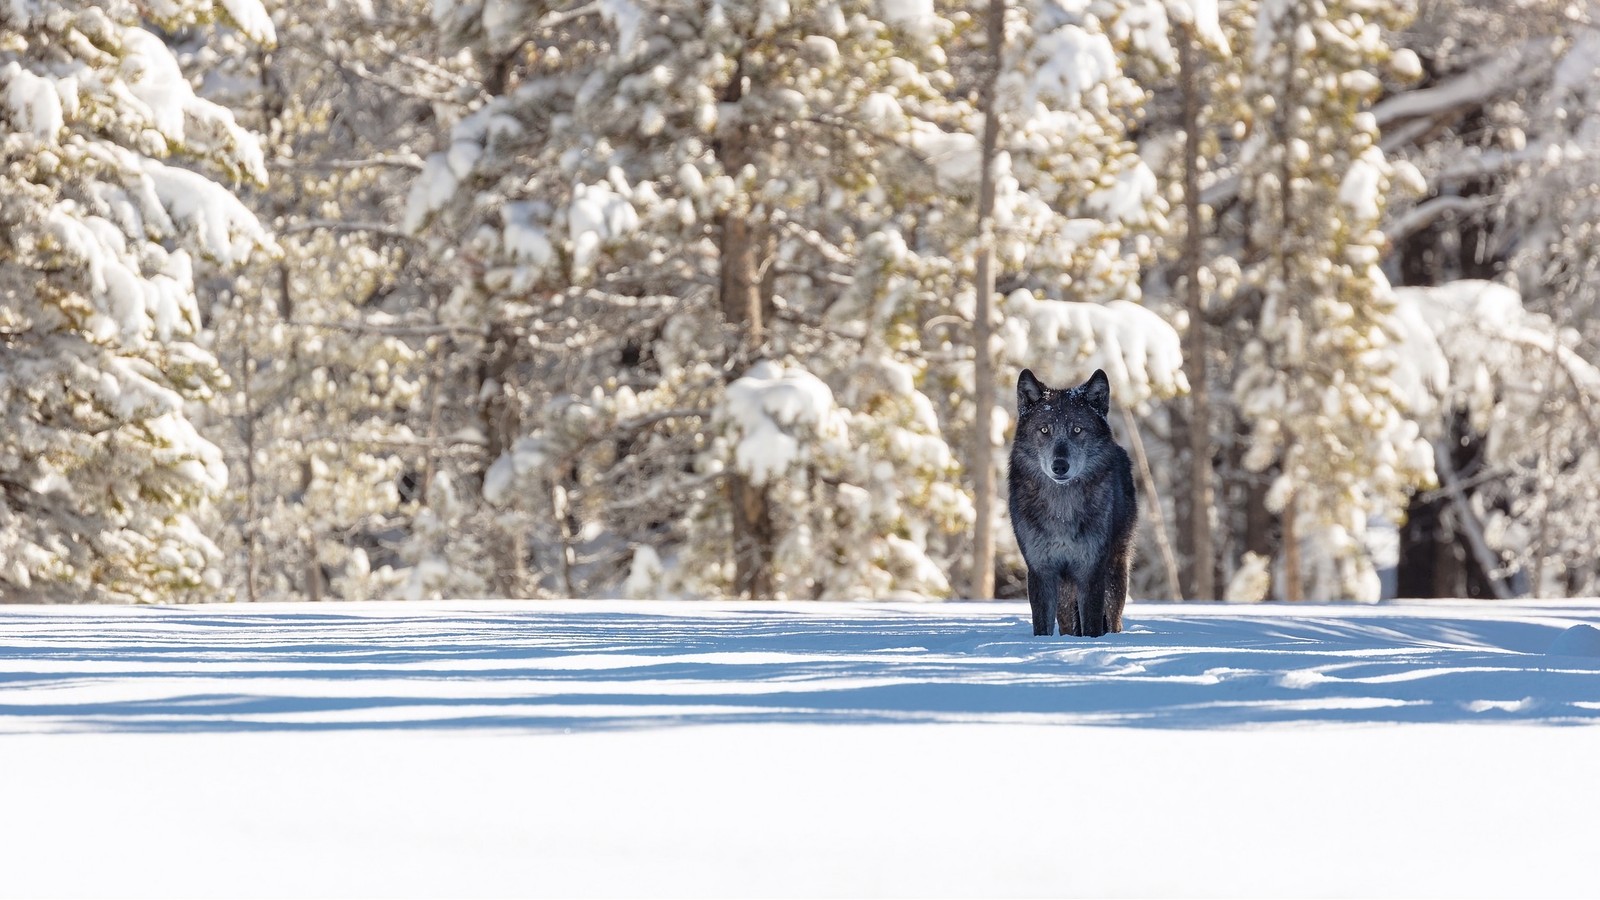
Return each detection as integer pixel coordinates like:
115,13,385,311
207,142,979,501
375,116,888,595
1050,458,1070,478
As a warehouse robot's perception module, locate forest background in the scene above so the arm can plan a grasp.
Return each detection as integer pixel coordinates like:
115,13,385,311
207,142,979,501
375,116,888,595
5,0,1599,605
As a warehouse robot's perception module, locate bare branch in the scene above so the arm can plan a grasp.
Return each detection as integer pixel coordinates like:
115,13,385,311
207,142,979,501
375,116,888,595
289,319,486,339
615,408,712,433
778,220,853,266
280,219,418,243
1120,405,1183,601
1433,438,1518,599
334,56,466,104
538,0,602,29
270,155,425,172
300,434,487,450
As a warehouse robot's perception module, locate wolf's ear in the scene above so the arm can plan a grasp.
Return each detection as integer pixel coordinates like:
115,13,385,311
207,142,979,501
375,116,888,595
1080,369,1111,418
1018,369,1045,414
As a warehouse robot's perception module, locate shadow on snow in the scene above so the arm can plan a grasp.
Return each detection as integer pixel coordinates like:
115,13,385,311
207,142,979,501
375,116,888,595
2,605,1599,733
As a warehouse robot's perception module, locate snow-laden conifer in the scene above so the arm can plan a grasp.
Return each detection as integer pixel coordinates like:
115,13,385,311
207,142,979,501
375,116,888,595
1230,0,1434,601
0,0,274,601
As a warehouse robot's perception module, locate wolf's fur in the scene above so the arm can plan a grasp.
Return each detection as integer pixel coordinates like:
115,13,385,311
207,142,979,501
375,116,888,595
1007,368,1137,637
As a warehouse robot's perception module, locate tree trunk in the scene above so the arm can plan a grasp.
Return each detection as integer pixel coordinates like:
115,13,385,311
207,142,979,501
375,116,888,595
968,0,1004,601
1282,489,1303,602
241,297,260,604
301,459,324,602
1272,6,1303,604
729,473,775,599
1237,422,1273,561
720,213,765,348
1170,406,1195,597
716,50,774,600
479,320,522,596
1178,24,1217,602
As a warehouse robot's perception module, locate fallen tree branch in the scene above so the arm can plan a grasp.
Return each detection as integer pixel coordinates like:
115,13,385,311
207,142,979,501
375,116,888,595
1433,437,1516,600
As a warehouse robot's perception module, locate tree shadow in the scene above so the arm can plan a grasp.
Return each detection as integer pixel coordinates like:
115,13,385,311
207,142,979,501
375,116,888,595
2,603,1599,733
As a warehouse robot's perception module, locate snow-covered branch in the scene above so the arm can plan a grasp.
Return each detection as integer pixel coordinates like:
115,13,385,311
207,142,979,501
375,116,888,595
1374,44,1547,126
1384,194,1495,242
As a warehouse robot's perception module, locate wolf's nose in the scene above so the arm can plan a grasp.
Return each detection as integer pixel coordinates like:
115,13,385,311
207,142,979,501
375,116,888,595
1051,461,1069,478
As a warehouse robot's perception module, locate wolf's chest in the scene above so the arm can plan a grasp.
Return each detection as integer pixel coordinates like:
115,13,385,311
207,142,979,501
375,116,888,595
1012,485,1113,569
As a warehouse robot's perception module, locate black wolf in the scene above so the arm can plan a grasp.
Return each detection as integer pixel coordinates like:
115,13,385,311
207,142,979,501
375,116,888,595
1008,369,1137,637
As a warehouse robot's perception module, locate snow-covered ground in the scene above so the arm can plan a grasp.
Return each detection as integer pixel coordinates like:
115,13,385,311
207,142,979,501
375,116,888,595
3,599,1599,898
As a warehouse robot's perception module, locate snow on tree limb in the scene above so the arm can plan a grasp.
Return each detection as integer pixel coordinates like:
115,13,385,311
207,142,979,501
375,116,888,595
721,362,849,488
0,0,275,602
1002,290,1188,410
1373,44,1545,126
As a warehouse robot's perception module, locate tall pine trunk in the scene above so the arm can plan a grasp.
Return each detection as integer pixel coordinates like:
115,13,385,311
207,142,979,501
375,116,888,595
479,320,523,596
717,51,775,600
1178,24,1216,601
968,0,1004,601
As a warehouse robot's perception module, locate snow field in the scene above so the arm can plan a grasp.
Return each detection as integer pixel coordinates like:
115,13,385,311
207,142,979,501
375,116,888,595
6,724,1599,899
2,600,1599,898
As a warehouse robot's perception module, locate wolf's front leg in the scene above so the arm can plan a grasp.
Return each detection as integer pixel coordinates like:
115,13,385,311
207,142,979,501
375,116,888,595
1055,579,1080,637
1026,568,1053,636
1077,571,1108,638
1105,541,1132,633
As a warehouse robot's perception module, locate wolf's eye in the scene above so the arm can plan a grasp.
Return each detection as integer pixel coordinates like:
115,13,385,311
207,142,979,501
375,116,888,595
1072,425,1082,434
1039,425,1050,436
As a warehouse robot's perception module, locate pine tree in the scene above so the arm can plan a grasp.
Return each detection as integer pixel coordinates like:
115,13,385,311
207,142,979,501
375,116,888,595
1231,0,1434,600
196,0,461,601
411,0,988,599
1380,3,1600,596
0,1,274,602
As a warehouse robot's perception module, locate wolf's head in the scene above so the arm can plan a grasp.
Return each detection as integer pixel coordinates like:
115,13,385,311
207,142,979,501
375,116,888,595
1013,368,1117,486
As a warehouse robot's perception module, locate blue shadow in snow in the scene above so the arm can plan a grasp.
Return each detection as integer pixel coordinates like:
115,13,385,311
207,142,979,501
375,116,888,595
2,605,1599,733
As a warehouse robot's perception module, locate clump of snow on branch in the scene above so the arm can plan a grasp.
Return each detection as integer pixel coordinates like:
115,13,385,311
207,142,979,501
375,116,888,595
143,162,273,264
117,29,269,184
1338,147,1388,223
218,0,277,43
908,125,985,192
721,362,849,487
1027,25,1119,108
404,152,460,232
0,63,67,138
1164,0,1228,52
877,0,937,40
568,177,639,280
625,545,665,599
501,201,554,268
598,0,646,58
482,436,550,507
1395,280,1600,435
1002,290,1189,410
403,103,520,232
1225,552,1271,603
